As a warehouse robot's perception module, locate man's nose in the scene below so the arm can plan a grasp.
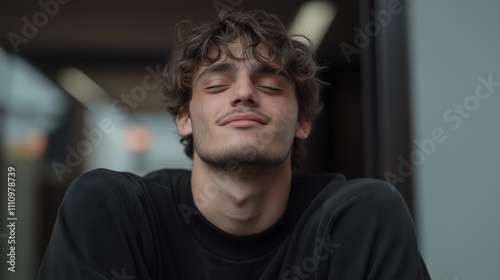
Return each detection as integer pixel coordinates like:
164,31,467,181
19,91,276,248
230,75,259,107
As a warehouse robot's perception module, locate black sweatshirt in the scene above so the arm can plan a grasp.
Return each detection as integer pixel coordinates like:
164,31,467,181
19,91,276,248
38,168,431,279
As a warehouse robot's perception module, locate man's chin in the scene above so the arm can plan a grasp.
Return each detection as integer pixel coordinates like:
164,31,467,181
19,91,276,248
196,144,289,168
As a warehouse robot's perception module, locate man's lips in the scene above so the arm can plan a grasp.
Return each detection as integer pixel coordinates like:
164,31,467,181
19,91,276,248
219,113,268,128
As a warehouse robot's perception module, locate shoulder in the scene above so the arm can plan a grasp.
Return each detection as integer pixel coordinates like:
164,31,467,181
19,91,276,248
63,168,190,212
296,174,409,220
318,177,416,235
66,168,143,200
60,169,146,217
57,168,192,226
296,176,418,243
293,173,400,205
322,177,408,215
333,177,400,204
67,168,191,195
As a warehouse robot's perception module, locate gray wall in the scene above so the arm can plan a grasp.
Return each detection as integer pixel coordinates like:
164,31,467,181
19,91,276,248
408,0,500,278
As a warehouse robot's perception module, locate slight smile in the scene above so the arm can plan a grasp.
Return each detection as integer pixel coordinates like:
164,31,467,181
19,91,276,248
219,113,268,128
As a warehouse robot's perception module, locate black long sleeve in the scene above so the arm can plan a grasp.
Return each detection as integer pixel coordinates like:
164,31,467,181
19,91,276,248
39,168,430,279
39,170,154,280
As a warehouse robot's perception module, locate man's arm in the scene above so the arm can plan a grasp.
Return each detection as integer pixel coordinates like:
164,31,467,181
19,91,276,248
38,169,152,280
327,180,431,279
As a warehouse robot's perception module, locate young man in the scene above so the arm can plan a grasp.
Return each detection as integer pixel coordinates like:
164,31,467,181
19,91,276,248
39,10,431,280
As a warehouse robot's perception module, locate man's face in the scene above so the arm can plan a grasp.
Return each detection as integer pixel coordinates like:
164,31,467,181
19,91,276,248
177,41,311,169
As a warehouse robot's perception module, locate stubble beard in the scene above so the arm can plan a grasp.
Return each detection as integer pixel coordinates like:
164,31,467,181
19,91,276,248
192,128,294,180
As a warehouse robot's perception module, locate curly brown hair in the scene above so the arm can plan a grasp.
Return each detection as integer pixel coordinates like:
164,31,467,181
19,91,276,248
162,9,324,171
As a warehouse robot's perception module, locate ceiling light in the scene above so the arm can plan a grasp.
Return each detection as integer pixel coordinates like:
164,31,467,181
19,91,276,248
58,67,111,112
288,1,337,49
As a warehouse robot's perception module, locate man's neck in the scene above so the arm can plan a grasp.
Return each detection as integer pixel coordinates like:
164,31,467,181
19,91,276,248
190,154,292,235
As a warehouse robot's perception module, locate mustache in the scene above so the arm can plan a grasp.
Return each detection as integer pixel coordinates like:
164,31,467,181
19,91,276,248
215,107,272,125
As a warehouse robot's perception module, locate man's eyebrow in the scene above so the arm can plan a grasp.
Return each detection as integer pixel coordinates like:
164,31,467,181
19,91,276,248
254,64,290,80
194,61,290,85
195,62,236,84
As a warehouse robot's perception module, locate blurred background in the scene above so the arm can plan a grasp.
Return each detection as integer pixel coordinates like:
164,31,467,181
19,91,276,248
0,0,499,279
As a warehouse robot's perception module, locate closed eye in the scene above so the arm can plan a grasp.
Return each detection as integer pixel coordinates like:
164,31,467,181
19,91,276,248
265,87,281,91
206,85,225,89
259,86,283,94
206,85,229,92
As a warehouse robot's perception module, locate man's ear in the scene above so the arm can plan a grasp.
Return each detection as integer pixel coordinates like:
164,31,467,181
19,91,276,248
176,109,192,136
295,114,311,140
